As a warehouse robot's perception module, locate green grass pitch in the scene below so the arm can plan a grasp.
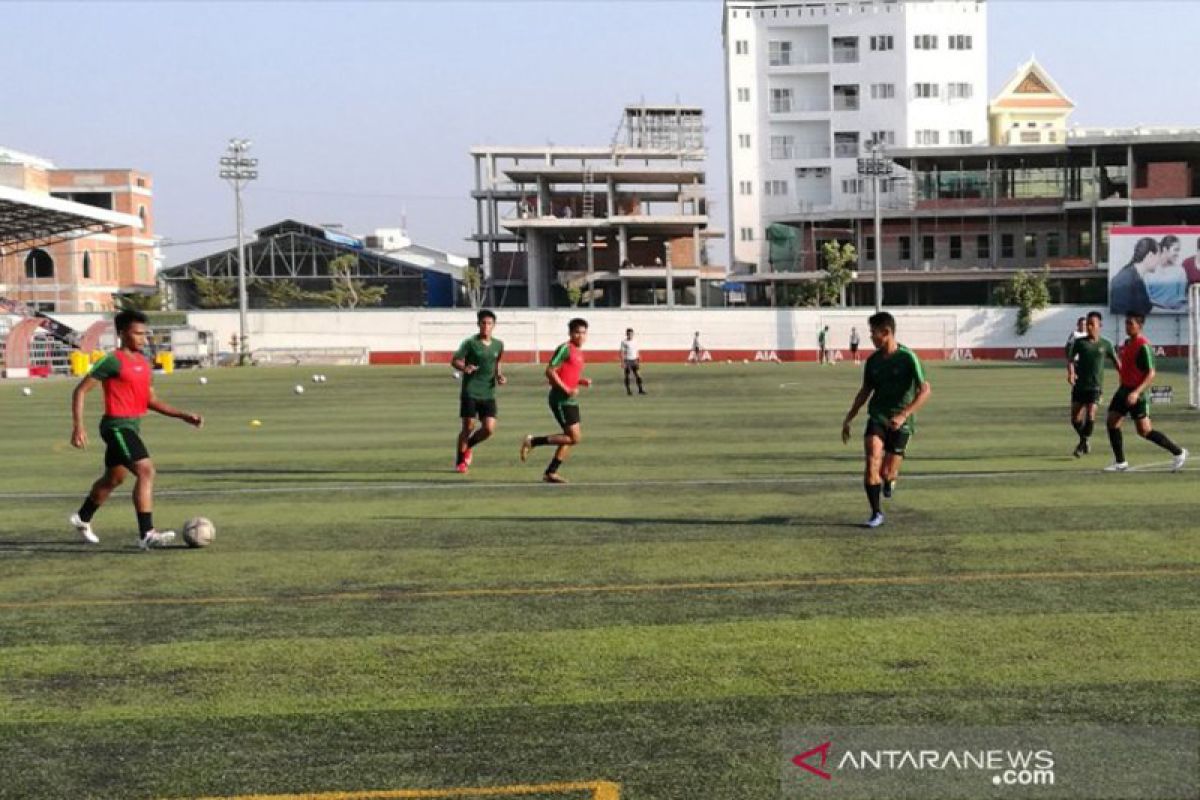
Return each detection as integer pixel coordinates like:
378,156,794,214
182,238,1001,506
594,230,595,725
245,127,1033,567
0,360,1196,799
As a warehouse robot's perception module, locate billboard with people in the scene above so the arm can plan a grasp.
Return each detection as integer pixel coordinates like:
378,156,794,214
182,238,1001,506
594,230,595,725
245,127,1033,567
1109,226,1200,315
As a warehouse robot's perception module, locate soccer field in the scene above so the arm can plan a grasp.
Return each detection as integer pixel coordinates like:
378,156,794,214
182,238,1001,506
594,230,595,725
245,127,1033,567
0,361,1197,800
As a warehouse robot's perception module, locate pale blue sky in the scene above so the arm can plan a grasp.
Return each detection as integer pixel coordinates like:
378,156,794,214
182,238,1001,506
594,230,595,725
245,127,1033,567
3,1,1198,265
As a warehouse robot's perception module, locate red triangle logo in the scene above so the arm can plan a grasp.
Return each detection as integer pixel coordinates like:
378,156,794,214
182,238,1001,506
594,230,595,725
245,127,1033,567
792,740,833,781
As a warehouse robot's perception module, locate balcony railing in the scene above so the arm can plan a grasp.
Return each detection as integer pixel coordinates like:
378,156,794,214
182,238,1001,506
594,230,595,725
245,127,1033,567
769,50,829,67
770,97,830,113
833,96,860,111
831,48,859,64
834,143,860,158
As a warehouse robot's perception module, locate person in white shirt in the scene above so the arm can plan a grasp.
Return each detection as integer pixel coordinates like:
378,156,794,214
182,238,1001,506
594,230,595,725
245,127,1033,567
1065,316,1086,360
620,328,646,395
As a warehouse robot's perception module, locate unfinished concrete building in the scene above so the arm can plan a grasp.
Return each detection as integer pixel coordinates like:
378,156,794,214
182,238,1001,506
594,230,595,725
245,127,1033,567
471,106,726,308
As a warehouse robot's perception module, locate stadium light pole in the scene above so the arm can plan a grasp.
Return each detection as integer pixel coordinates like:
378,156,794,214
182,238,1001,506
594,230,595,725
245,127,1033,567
219,139,258,365
858,141,892,312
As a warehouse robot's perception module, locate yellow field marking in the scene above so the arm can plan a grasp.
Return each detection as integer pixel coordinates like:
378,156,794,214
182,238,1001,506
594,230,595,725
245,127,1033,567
186,780,621,800
2,567,1198,612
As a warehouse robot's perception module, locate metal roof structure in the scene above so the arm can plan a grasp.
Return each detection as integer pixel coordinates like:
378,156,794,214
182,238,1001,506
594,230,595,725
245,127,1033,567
0,184,142,250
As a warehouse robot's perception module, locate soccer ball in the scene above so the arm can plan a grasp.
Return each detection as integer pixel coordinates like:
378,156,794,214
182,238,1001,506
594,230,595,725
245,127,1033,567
294,384,305,395
318,374,327,383
452,371,462,381
312,374,321,383
182,516,216,548
199,376,208,385
21,387,32,396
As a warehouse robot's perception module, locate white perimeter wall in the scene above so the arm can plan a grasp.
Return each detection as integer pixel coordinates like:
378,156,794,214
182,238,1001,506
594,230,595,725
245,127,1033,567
38,306,1191,358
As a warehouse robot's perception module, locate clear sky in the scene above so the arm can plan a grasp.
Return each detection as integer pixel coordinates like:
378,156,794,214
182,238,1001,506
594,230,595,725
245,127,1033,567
3,1,1199,266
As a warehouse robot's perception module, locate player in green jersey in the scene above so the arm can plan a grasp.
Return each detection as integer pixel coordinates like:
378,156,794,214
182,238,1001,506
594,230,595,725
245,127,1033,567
1066,311,1119,458
450,309,506,474
840,312,932,528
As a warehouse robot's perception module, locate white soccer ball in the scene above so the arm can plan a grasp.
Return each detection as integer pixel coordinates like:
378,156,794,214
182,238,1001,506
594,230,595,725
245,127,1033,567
199,376,208,385
319,374,327,383
182,516,216,548
452,370,462,381
21,386,32,396
294,384,305,395
312,374,321,383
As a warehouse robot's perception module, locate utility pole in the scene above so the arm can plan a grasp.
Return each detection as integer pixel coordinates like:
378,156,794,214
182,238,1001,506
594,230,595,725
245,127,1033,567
219,139,258,364
857,140,892,311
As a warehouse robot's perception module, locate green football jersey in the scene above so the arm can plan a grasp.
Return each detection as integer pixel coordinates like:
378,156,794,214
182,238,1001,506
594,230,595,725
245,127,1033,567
1069,336,1116,393
454,336,504,400
864,345,927,432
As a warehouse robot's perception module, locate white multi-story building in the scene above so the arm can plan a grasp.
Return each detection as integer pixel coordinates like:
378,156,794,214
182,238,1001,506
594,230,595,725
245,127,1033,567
723,0,988,271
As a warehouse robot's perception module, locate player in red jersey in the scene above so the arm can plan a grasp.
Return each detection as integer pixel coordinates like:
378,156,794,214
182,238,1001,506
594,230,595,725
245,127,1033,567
1104,312,1188,472
69,310,204,548
520,318,591,483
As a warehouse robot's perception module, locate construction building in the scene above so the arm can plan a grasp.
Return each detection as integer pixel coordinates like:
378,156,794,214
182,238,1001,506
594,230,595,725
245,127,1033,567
0,146,157,312
470,105,726,308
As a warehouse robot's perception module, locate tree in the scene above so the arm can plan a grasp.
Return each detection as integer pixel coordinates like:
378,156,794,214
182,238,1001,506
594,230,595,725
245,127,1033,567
463,265,485,309
787,241,858,307
996,269,1051,335
311,254,386,309
260,280,308,308
567,285,583,307
114,292,163,311
193,276,236,309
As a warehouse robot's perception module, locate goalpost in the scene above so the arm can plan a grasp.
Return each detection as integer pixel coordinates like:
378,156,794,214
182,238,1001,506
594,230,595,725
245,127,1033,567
1189,283,1200,408
416,320,540,366
818,313,959,361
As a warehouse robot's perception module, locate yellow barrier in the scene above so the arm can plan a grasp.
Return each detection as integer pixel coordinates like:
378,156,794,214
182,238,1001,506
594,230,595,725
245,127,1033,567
90,350,105,363
156,352,175,374
69,351,91,377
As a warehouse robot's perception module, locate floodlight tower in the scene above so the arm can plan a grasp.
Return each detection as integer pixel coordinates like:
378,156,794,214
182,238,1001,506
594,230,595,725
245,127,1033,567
857,140,892,312
219,138,258,364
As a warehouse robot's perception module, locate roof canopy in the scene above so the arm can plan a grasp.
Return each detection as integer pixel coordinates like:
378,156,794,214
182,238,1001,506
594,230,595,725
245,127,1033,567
0,184,142,250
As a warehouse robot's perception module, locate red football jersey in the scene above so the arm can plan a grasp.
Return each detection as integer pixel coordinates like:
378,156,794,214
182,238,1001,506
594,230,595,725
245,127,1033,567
1117,334,1154,389
91,350,153,419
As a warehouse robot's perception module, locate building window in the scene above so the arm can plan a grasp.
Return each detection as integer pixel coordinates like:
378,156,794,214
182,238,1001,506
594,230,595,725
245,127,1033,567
870,83,895,100
768,40,791,66
740,227,755,241
24,248,54,279
948,34,973,50
947,82,973,100
831,36,859,63
735,40,749,56
949,235,962,259
1001,233,1015,258
1077,231,1092,256
948,130,973,145
922,236,936,261
899,236,912,261
977,234,990,260
841,178,864,194
914,34,938,50
865,236,876,261
869,35,894,51
738,134,752,149
765,180,788,196
770,135,795,160
739,180,753,196
137,253,151,283
915,129,940,146
82,251,92,279
1024,233,1038,258
737,87,750,102
914,82,939,99
869,130,896,146
1047,231,1061,257
833,131,860,158
833,84,860,111
770,88,793,113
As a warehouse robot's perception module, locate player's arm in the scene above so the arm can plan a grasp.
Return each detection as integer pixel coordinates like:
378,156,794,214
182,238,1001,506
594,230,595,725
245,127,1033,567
148,388,203,428
1128,346,1155,403
890,353,931,430
70,375,101,448
841,376,873,444
545,345,575,395
495,348,506,386
450,341,475,374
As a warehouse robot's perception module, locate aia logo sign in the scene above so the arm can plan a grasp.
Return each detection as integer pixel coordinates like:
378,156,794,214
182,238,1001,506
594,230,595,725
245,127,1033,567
792,740,833,781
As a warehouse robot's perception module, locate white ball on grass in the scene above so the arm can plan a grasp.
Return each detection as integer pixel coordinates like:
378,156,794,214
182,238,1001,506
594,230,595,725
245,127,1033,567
294,384,305,395
198,376,208,385
182,516,216,548
22,386,32,396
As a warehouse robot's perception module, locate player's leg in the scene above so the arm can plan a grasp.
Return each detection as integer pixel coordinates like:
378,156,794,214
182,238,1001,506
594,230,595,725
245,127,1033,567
468,412,497,450
544,419,581,483
623,363,633,395
862,427,886,527
114,428,172,548
521,398,575,464
1104,398,1129,470
1133,411,1187,470
456,415,475,470
632,362,645,393
880,428,910,498
71,463,127,543
1070,399,1087,456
